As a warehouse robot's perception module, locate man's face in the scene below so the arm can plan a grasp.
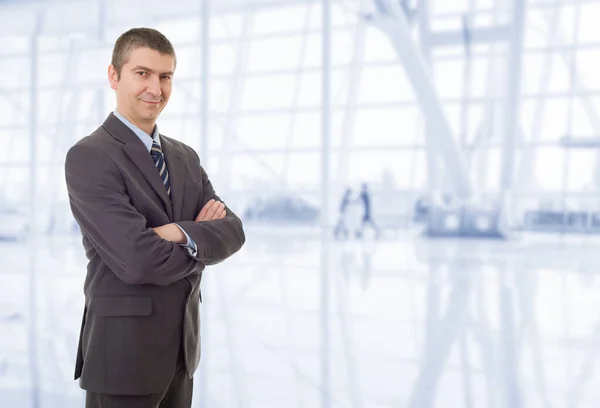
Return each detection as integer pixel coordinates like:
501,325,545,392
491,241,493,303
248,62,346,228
108,46,175,132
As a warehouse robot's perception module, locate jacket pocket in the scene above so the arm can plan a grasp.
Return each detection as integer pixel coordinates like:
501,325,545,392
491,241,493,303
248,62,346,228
93,295,153,317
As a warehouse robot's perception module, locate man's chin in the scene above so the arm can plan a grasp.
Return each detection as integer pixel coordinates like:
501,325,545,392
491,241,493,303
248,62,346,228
140,110,159,121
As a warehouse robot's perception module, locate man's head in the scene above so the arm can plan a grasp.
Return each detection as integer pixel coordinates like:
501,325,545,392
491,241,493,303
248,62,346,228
108,28,176,134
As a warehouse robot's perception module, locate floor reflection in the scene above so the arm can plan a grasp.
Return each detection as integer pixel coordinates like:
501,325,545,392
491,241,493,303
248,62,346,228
1,227,600,407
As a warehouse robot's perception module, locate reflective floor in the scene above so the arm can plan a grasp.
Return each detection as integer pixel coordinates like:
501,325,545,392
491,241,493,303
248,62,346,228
1,226,600,407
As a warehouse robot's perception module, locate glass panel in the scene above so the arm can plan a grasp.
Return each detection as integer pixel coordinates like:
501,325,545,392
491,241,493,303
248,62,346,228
576,48,600,90
533,147,567,190
247,36,304,72
228,152,285,191
252,5,314,35
242,74,297,110
0,57,30,89
352,107,421,147
577,2,600,43
236,113,291,150
211,13,246,40
358,66,415,103
0,130,29,164
566,150,596,192
521,98,570,142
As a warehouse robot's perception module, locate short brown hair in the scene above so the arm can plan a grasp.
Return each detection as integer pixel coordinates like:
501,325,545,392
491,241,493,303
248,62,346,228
111,28,176,79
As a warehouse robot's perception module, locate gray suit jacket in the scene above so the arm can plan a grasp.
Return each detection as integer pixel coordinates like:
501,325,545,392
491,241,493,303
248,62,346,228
64,113,245,395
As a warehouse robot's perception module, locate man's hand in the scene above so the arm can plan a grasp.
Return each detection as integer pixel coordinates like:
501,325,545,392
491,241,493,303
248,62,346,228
195,199,226,222
153,199,226,243
152,224,186,244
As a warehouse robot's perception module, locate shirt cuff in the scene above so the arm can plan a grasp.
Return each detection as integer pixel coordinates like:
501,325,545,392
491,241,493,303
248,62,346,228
174,224,198,258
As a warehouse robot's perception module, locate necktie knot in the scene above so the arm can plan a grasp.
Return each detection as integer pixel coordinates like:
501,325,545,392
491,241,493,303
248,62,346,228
151,140,163,158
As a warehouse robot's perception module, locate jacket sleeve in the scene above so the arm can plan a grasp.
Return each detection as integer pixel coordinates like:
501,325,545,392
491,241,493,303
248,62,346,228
176,163,246,266
174,224,198,257
65,142,202,286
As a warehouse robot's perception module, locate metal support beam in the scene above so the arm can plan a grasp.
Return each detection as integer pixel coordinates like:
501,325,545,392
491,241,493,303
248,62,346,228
321,0,332,236
499,0,526,192
471,0,505,195
200,0,210,167
426,25,511,48
199,1,210,406
369,0,472,199
96,0,107,124
320,2,332,408
27,11,42,408
336,11,366,188
417,0,440,192
560,136,600,148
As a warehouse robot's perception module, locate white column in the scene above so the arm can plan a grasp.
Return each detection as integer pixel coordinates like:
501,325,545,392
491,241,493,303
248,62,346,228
499,0,526,192
199,1,210,406
27,10,42,408
200,0,210,166
320,1,332,408
417,0,440,193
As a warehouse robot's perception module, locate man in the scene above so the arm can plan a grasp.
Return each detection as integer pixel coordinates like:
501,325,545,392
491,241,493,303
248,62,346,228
64,28,245,407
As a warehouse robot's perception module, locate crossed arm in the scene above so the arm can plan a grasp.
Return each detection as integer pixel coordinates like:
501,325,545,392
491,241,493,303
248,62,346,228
153,199,227,244
65,143,245,286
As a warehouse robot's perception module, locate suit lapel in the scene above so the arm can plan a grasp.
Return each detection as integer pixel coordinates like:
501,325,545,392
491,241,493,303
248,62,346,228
123,143,174,220
103,113,174,220
160,135,186,222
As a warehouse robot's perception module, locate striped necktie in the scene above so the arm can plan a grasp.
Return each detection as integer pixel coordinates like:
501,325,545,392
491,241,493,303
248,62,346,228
150,140,171,198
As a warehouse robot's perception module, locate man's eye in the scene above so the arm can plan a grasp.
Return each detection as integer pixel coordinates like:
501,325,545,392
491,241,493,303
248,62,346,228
161,75,171,80
137,71,147,76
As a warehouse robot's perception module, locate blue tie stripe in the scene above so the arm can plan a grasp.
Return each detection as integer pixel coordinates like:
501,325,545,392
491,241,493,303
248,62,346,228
150,141,171,197
151,140,197,256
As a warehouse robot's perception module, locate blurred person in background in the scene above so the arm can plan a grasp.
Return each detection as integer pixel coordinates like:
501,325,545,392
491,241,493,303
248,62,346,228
356,182,380,239
334,187,353,240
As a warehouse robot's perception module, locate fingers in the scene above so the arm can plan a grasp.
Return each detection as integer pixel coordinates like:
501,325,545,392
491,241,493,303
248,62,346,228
196,199,226,222
208,202,226,220
206,201,224,220
196,199,215,220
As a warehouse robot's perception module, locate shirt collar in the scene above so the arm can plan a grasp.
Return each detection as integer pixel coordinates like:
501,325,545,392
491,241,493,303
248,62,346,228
113,109,160,153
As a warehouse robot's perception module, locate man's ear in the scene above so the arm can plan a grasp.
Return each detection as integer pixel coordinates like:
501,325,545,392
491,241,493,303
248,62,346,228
108,64,119,90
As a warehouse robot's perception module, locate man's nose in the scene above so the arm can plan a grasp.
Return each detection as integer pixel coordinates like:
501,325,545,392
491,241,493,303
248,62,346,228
146,76,161,97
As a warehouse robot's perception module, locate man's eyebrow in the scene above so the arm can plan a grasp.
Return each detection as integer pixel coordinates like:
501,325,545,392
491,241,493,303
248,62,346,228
131,65,174,75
